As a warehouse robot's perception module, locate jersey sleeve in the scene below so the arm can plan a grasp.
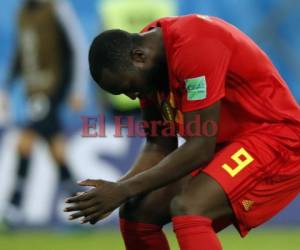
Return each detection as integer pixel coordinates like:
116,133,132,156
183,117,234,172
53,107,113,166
174,36,232,112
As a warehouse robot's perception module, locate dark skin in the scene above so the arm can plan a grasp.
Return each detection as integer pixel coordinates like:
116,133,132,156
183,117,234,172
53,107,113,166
65,28,233,226
99,28,168,99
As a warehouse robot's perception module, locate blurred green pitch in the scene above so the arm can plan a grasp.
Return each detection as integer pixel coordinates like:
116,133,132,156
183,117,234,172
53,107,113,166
1,228,299,250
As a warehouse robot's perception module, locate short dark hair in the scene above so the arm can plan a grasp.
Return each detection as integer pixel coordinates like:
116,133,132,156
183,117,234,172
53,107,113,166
89,29,135,85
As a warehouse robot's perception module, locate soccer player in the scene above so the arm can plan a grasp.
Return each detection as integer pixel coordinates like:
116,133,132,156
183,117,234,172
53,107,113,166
1,0,88,221
65,14,300,250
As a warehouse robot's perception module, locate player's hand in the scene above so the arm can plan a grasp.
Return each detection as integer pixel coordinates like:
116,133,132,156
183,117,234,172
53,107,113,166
64,179,129,225
69,95,84,111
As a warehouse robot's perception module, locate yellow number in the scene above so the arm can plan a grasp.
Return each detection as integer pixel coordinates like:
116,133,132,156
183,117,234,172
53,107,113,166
222,148,254,177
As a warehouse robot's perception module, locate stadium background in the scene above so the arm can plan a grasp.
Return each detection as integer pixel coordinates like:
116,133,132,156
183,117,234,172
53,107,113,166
0,0,299,249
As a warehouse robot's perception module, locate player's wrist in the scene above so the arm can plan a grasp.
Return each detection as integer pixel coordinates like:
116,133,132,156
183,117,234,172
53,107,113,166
117,179,140,199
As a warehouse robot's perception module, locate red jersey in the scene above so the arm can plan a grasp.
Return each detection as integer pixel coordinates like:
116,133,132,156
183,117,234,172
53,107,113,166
140,14,300,143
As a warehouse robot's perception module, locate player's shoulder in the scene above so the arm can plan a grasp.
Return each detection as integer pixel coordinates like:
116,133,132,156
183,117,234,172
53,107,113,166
140,16,176,33
141,14,224,34
171,14,234,40
141,14,214,29
172,14,215,26
169,16,233,64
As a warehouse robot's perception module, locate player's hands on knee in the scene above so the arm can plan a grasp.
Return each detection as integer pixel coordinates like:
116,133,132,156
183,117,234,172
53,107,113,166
64,179,129,225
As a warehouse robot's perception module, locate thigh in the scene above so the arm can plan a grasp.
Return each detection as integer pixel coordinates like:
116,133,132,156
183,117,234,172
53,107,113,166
17,129,37,155
120,174,191,225
171,172,233,222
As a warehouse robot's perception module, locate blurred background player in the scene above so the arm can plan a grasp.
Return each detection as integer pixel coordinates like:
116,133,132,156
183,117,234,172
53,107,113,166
0,0,88,223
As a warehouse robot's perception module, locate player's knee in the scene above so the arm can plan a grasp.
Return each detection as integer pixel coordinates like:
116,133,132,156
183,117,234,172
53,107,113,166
119,196,165,224
51,147,65,164
119,198,151,221
49,140,66,163
119,199,136,219
170,195,189,216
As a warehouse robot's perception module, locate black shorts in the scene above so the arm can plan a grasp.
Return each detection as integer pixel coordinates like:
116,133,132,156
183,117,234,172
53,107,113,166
23,94,62,140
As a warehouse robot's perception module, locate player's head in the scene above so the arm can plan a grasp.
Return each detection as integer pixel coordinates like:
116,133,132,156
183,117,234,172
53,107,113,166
89,29,165,100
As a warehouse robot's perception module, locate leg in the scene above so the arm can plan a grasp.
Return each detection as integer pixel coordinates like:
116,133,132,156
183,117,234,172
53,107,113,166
119,175,191,250
169,128,299,249
26,95,72,184
170,173,232,219
11,129,36,207
49,134,73,183
170,173,233,250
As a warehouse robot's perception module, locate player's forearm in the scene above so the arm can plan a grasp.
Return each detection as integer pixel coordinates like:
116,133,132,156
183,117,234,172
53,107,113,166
118,140,177,182
120,138,215,197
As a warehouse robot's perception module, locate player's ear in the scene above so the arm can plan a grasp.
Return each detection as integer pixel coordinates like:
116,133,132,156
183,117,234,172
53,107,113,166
131,48,146,67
